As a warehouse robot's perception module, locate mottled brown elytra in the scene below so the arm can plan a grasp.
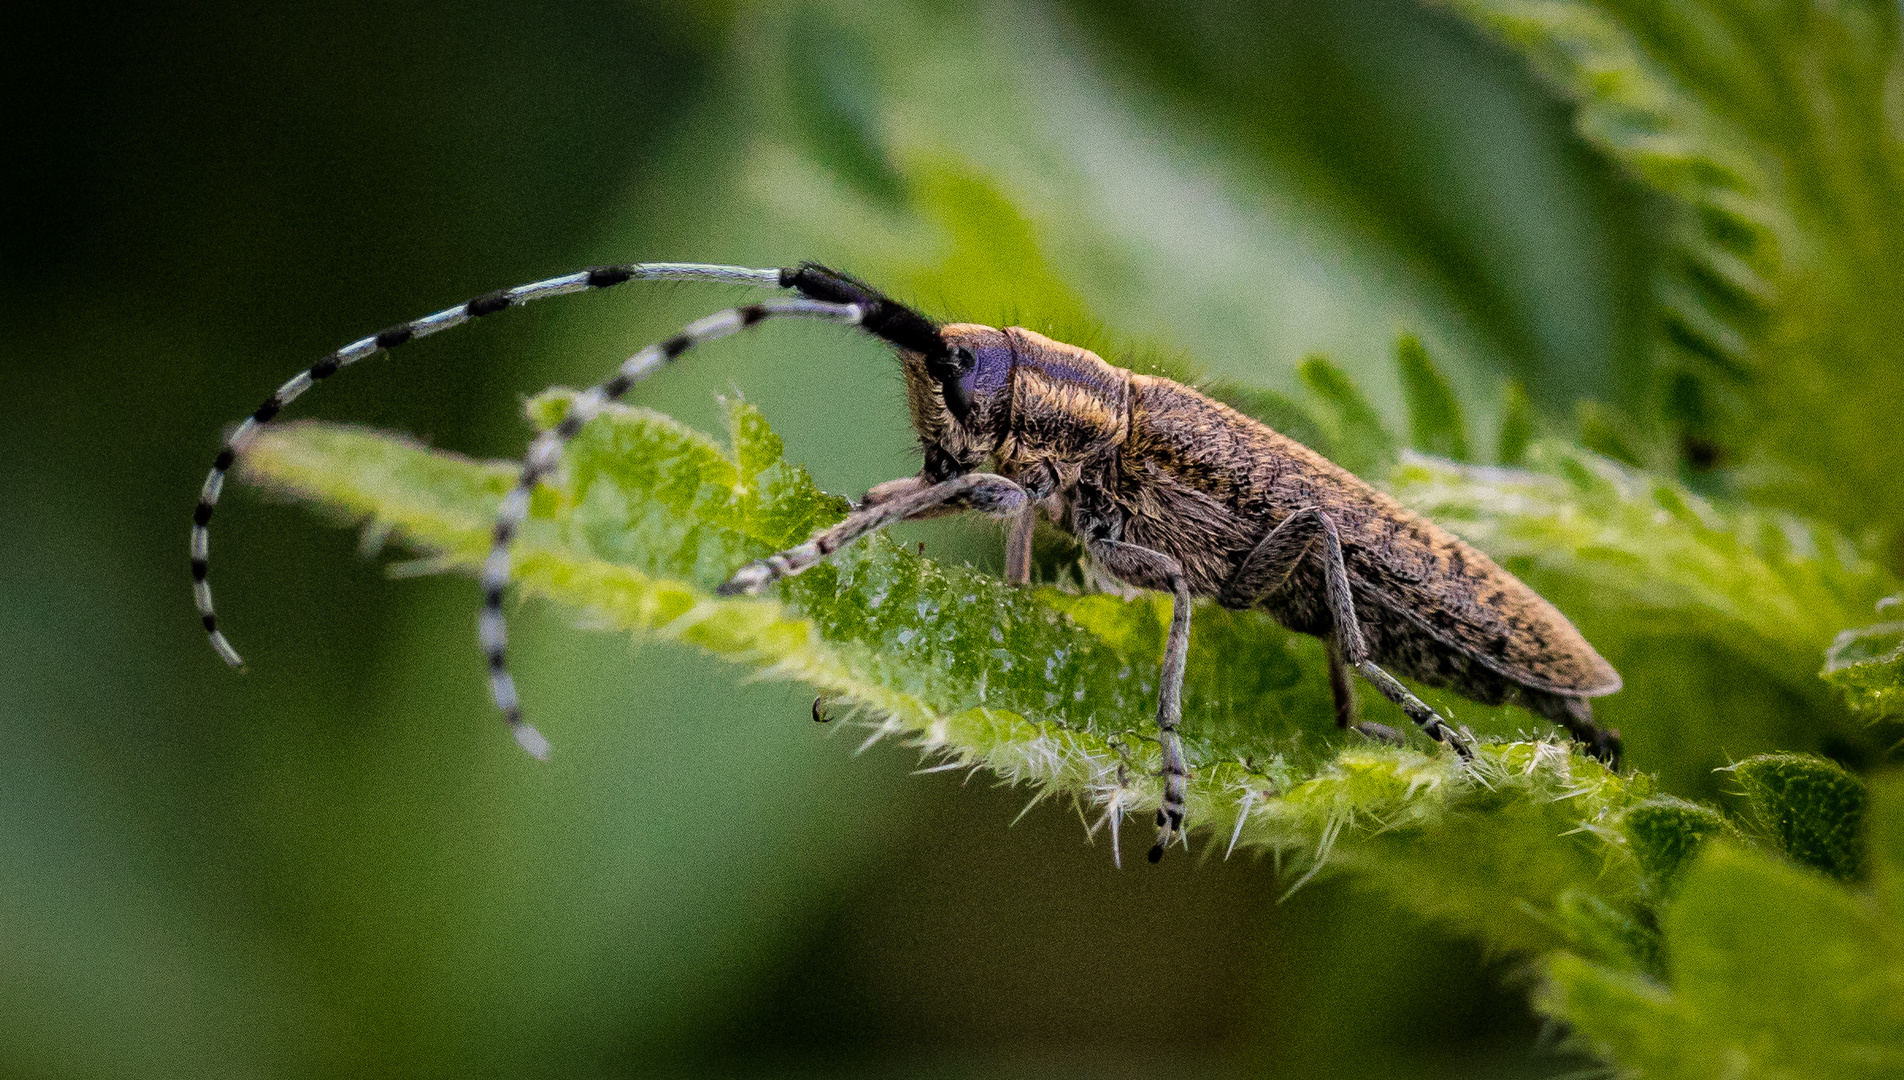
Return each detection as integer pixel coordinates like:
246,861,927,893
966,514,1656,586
195,261,1621,862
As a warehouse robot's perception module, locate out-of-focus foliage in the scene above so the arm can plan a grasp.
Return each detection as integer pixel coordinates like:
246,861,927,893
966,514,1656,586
1397,334,1474,462
1825,602,1904,720
1436,0,1904,538
1544,776,1904,1079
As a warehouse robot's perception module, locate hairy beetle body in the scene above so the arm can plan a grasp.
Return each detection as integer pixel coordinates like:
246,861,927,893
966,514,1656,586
906,324,1622,768
1106,364,1615,709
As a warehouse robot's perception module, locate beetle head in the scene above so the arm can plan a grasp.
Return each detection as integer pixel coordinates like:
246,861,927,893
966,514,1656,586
783,263,1010,477
899,323,1016,474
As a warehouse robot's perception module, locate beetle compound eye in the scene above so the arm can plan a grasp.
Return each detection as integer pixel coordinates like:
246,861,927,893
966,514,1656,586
939,347,975,420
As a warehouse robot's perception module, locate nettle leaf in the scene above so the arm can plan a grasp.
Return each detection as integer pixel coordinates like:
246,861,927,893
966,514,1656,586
1545,769,1904,1074
1824,606,1904,720
1542,841,1904,1079
1433,0,1904,536
1621,795,1732,903
242,397,1667,948
1732,753,1868,882
1396,334,1472,463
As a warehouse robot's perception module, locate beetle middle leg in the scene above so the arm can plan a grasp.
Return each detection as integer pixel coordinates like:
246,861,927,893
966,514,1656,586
1087,539,1193,863
718,473,1031,594
1219,508,1470,758
1003,505,1037,587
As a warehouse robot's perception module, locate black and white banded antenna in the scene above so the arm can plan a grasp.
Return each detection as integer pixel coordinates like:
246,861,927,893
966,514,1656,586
193,260,951,759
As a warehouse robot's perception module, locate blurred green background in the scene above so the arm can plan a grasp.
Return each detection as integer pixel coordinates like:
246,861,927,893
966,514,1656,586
0,0,1682,1076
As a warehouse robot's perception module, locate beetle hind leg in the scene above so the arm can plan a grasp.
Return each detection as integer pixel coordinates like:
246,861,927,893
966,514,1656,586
1329,644,1404,746
1222,508,1470,758
1355,662,1471,759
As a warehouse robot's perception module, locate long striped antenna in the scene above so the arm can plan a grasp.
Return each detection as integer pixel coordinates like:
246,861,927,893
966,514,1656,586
480,296,868,758
191,263,785,670
195,258,949,758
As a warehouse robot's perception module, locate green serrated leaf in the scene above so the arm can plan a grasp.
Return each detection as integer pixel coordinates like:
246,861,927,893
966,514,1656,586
1541,842,1904,1079
1824,609,1904,721
1622,796,1731,901
1550,887,1659,975
1298,354,1397,477
1389,442,1897,687
1396,334,1471,462
1433,0,1904,536
1732,753,1868,881
240,400,1669,952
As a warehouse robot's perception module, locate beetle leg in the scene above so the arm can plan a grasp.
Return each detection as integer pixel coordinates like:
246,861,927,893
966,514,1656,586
1220,508,1470,759
1327,643,1355,727
1217,507,1324,608
1352,662,1469,757
1323,645,1404,744
863,473,1040,586
857,475,961,520
1003,505,1037,586
1088,539,1192,863
718,473,1030,595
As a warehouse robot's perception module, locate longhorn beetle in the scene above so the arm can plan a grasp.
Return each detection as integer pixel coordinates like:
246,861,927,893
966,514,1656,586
193,261,1623,863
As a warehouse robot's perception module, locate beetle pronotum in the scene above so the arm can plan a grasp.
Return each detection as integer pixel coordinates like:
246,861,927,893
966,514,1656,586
193,262,1622,862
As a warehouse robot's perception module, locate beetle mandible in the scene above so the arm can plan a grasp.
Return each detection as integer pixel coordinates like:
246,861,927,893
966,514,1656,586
192,261,1622,863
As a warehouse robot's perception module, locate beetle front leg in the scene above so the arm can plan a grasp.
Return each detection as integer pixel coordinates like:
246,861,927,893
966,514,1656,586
1089,539,1192,863
1221,508,1470,758
868,476,1040,587
718,473,1030,595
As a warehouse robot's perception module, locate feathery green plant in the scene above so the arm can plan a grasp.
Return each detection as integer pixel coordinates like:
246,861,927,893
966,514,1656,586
1825,602,1904,721
1433,0,1904,537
